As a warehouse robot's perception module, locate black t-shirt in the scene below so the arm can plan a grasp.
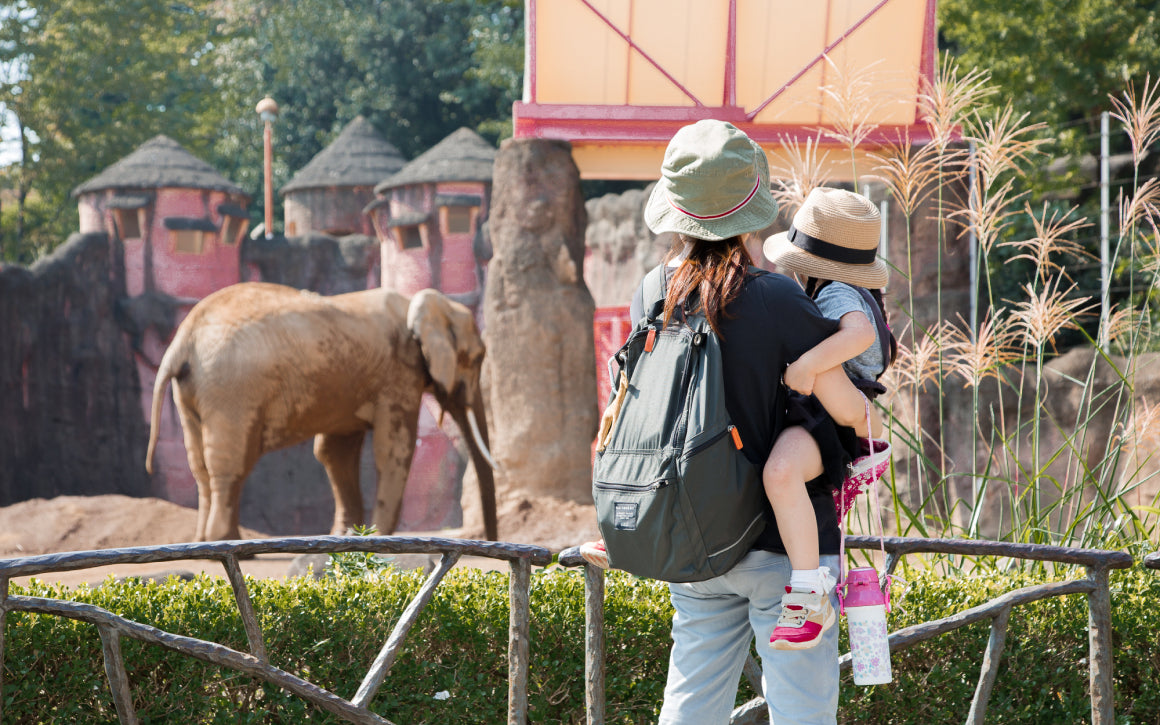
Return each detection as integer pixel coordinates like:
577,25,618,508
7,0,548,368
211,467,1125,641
630,266,843,555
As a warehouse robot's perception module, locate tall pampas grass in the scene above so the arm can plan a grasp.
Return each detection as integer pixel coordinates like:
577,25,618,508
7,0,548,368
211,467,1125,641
1109,74,1160,168
763,55,1160,564
1000,203,1094,284
815,55,891,181
769,132,832,216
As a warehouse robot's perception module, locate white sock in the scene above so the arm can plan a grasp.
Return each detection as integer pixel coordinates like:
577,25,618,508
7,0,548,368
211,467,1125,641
790,566,835,594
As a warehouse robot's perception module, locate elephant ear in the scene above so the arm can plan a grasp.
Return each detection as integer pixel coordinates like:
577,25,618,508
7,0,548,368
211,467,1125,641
407,289,458,396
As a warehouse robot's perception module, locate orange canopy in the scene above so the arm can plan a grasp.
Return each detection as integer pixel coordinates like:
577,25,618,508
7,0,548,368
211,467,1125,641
514,0,937,180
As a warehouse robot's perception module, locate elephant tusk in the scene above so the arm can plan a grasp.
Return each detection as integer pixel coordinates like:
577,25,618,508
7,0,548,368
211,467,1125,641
466,409,498,471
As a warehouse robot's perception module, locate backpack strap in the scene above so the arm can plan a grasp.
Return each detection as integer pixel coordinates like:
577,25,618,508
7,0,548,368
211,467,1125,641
854,286,894,368
640,265,667,326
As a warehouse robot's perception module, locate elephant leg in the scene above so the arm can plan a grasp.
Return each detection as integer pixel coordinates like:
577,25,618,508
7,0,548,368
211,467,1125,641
369,405,421,534
175,404,212,541
204,474,244,540
314,431,367,535
200,421,260,541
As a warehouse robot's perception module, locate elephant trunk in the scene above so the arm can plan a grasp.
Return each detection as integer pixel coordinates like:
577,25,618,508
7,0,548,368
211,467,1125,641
450,387,498,541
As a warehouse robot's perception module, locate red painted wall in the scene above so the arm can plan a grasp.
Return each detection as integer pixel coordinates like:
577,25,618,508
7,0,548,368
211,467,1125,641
437,182,485,295
593,306,633,413
79,188,246,507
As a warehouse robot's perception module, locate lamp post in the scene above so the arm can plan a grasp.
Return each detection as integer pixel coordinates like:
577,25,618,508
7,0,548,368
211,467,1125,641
255,97,279,240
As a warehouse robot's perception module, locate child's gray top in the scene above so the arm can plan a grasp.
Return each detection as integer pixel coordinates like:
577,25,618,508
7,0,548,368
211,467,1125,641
814,281,885,382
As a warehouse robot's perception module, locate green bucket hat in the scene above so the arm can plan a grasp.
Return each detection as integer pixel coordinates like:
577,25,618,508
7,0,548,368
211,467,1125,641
644,120,778,241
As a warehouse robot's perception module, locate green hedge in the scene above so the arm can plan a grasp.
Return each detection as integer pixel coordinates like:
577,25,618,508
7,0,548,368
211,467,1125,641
2,564,1158,723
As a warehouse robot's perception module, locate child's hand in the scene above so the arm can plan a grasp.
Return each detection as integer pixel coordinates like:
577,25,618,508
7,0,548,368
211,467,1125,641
784,358,817,395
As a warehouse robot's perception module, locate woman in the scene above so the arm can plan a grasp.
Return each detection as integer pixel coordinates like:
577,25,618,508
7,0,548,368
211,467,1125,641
638,120,858,724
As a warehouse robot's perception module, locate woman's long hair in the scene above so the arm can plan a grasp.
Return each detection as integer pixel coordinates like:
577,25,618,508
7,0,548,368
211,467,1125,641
662,234,754,338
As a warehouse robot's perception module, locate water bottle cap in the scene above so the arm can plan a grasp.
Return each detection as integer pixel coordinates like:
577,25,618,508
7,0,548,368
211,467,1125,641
843,567,887,607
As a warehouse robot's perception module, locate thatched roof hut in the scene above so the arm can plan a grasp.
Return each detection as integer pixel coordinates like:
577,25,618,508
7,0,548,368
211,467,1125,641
367,127,496,300
282,117,406,238
283,116,406,194
374,127,495,193
72,135,246,197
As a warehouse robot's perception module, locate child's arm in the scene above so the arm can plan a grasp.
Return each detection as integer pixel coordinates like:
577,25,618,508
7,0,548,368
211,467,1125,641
783,310,876,396
812,369,883,438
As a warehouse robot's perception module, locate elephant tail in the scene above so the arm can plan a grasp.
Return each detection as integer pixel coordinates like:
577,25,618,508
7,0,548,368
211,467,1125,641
145,335,189,474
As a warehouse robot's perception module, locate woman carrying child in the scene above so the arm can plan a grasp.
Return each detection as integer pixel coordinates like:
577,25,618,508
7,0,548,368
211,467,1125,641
584,120,873,724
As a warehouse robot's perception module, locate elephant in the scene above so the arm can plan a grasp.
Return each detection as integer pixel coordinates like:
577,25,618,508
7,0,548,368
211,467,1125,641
145,281,498,542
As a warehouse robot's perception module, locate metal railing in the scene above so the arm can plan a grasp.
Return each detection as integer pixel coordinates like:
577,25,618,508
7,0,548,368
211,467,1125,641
558,536,1136,725
0,535,552,725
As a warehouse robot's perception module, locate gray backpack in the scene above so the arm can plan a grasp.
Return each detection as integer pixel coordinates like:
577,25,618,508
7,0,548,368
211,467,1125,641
592,266,766,582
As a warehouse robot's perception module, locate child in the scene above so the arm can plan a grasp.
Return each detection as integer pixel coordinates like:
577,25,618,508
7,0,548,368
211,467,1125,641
760,186,895,650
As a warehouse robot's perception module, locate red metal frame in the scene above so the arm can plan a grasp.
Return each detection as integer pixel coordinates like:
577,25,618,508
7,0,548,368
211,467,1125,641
724,0,737,107
516,110,935,147
514,0,939,149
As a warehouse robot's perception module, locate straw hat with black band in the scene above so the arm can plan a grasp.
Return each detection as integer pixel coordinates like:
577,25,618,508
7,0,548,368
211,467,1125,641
644,120,779,241
762,186,889,289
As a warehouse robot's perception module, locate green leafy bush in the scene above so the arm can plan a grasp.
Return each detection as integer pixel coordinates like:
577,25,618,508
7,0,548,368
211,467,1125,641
2,565,1157,723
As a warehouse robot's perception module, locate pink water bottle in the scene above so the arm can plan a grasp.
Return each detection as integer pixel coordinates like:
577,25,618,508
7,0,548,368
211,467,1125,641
842,567,892,685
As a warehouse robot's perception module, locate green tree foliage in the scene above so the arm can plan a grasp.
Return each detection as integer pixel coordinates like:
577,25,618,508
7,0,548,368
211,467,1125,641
938,0,1160,328
206,0,523,234
939,0,1160,157
0,0,523,261
0,0,226,262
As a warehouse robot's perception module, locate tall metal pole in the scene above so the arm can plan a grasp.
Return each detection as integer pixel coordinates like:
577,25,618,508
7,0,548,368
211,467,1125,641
968,141,978,335
1099,111,1110,347
256,97,279,240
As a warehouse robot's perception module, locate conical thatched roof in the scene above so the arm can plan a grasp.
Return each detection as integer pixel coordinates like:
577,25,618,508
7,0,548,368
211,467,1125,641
374,127,495,194
72,135,246,198
281,116,406,194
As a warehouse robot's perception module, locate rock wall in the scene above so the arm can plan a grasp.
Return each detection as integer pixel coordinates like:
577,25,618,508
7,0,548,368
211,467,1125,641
870,176,976,521
483,137,598,502
582,184,670,309
898,346,1160,539
241,232,381,293
0,233,152,506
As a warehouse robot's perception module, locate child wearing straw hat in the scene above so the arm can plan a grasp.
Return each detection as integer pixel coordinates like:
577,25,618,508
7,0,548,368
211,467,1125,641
761,185,896,650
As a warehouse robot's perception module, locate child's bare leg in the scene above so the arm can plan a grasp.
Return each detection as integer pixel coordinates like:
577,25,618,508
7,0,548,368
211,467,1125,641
765,425,837,649
812,368,875,437
763,426,825,571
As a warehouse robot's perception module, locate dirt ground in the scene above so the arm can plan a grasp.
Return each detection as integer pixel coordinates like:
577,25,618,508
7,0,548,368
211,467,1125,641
0,492,601,589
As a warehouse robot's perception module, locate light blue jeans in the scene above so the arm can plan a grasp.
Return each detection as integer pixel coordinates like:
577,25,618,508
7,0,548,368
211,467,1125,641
658,550,840,725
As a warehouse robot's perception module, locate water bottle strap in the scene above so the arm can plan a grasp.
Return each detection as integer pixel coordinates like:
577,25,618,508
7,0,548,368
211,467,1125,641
838,395,891,616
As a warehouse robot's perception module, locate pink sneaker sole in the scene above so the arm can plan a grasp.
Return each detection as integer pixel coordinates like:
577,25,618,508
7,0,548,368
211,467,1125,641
835,438,891,519
770,606,836,651
579,541,610,569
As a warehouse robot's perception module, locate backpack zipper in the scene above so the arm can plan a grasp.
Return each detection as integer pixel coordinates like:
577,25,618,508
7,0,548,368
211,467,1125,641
594,478,673,493
682,425,736,460
669,325,702,448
